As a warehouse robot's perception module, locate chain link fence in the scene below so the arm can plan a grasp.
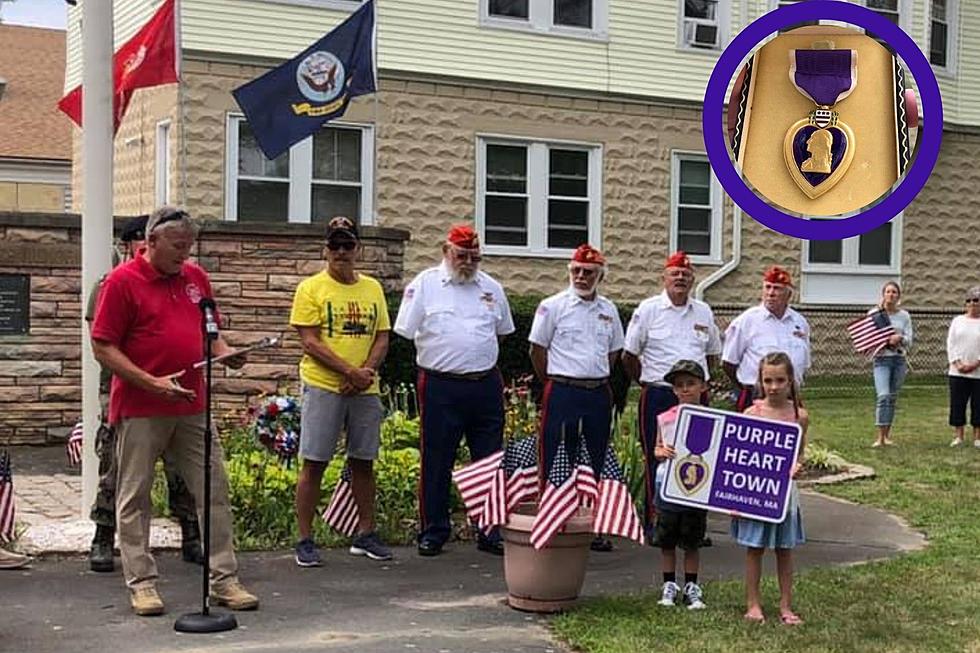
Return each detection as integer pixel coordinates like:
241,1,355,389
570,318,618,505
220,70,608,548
711,304,958,398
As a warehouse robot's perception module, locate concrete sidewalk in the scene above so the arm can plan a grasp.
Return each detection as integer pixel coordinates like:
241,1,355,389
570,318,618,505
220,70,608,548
2,489,926,653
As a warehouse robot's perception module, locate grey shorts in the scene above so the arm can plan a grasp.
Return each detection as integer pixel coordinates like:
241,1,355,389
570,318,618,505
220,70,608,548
299,385,383,463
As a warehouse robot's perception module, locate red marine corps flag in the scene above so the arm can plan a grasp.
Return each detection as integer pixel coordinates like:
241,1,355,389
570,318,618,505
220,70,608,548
58,0,180,133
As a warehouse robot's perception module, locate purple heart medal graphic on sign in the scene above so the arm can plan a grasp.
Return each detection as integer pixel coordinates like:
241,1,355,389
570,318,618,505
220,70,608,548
674,414,716,496
784,47,857,199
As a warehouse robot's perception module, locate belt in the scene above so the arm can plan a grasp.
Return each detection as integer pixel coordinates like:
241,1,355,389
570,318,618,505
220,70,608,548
640,381,673,389
549,375,608,390
422,367,496,382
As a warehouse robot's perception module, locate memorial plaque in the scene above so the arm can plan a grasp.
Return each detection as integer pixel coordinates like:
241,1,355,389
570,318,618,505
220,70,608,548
0,274,30,335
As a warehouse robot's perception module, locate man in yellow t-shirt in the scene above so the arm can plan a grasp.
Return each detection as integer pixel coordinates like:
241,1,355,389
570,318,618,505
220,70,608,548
289,216,392,567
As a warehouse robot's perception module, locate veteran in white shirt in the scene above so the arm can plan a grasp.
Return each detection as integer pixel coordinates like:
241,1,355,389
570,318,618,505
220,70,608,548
722,265,811,412
394,224,515,557
528,244,624,552
622,251,721,534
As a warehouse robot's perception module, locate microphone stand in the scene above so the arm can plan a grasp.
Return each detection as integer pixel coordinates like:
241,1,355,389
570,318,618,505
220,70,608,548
175,301,237,633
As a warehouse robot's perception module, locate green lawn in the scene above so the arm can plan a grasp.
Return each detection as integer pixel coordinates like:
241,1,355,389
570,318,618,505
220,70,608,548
553,387,980,653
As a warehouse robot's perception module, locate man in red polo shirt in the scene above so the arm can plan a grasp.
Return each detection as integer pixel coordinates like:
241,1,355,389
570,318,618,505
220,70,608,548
90,206,258,617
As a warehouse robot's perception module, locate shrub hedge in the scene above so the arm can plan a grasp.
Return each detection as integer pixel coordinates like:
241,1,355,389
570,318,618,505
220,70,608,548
381,292,640,413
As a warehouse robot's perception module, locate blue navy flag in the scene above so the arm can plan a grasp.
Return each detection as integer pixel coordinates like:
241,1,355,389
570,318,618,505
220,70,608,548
232,0,377,160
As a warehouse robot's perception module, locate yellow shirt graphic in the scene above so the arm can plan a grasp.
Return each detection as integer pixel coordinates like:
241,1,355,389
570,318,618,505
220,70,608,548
289,271,390,394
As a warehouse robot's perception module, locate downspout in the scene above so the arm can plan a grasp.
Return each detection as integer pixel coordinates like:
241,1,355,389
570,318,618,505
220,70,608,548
696,0,748,301
696,205,741,301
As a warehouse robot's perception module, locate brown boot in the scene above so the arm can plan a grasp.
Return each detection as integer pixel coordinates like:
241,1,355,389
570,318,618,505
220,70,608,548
130,585,165,616
210,579,259,611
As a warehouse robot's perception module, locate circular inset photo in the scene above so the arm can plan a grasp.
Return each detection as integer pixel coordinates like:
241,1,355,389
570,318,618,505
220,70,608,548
703,1,942,240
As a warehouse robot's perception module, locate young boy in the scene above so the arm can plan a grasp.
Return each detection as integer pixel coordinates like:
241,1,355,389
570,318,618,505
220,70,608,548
653,359,709,610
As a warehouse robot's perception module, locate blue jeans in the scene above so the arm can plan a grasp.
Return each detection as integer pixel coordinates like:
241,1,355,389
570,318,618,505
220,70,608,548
873,356,908,426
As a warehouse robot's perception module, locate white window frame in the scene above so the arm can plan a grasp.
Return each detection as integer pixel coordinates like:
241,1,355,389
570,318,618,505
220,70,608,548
478,0,609,41
801,215,902,274
155,119,171,207
224,113,375,225
475,134,603,259
677,0,731,52
670,151,723,265
769,0,910,31
929,0,958,77
800,215,903,304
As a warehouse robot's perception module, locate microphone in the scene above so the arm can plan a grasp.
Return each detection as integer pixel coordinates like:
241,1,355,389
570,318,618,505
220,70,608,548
199,297,219,340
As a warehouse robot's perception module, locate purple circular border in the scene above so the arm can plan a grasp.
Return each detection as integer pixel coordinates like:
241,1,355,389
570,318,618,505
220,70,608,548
703,0,943,240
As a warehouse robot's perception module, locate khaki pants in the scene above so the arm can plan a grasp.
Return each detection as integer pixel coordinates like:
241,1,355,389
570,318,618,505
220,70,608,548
116,413,237,589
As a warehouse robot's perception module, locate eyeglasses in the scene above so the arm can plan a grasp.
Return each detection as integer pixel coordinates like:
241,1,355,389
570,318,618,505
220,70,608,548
327,241,357,252
967,298,980,304
570,266,598,277
451,247,482,262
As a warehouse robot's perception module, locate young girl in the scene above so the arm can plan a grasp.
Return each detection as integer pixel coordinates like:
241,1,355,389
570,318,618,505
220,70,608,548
730,352,808,626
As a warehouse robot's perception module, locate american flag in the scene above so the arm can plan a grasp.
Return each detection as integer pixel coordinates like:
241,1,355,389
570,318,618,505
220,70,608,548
530,438,580,550
66,420,84,467
452,449,505,522
0,450,15,543
847,309,895,355
503,436,538,513
574,433,597,508
476,436,538,532
322,464,359,536
592,446,645,545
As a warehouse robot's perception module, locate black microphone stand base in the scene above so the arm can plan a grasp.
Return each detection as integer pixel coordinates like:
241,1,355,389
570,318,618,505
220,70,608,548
174,610,238,633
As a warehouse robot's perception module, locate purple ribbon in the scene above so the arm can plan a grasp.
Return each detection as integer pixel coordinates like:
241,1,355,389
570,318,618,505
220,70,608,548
685,415,715,456
793,49,855,106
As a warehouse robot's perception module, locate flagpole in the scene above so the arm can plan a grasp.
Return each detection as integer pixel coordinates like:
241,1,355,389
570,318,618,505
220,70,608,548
79,0,115,516
371,0,379,226
176,0,187,208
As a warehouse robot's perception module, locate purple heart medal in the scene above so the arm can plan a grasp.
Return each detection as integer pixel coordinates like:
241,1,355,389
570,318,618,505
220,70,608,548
674,414,715,496
784,48,858,199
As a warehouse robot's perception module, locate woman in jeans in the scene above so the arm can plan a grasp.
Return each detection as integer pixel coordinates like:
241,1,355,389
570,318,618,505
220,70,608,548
871,282,913,447
946,286,980,447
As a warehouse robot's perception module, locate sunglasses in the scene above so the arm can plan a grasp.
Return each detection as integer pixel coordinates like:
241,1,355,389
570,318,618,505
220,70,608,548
150,209,189,232
967,298,980,304
327,241,357,252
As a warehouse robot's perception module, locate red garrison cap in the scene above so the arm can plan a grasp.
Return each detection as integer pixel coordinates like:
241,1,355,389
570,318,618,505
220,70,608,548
665,251,692,269
447,224,480,249
571,244,606,266
763,265,793,287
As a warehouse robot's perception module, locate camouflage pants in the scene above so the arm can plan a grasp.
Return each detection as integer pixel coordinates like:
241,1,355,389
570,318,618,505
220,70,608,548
90,421,199,528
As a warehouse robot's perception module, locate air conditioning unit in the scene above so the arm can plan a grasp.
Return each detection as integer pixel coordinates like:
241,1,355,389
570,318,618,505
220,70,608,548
683,19,719,48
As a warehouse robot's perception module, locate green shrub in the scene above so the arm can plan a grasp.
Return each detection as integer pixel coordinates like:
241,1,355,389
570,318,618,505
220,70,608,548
803,441,843,473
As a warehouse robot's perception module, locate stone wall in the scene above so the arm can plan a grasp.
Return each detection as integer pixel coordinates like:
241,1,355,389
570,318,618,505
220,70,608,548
0,211,408,445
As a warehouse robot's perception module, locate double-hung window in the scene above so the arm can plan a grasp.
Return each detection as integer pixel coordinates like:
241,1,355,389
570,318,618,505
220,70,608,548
670,152,722,264
476,136,602,257
678,0,728,51
481,0,608,39
225,114,374,224
929,0,957,74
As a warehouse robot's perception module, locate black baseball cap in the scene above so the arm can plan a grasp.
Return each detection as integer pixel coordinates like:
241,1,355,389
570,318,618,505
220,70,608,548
325,216,359,242
119,215,149,243
664,359,706,384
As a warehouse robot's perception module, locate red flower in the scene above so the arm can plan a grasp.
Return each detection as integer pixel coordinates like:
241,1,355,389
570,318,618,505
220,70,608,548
266,403,279,417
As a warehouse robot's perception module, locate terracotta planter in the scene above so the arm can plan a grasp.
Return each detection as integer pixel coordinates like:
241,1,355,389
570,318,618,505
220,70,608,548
500,502,593,613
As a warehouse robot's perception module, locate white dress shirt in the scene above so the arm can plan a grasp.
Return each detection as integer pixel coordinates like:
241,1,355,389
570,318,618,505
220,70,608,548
722,304,811,386
528,288,625,379
394,263,515,374
624,291,722,383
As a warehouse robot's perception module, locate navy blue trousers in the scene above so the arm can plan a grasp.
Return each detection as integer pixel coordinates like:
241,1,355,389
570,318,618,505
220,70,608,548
417,369,504,546
539,381,611,479
638,385,679,530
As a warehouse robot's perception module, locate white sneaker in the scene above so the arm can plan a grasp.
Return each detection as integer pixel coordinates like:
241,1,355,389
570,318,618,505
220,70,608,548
950,438,963,447
657,581,680,607
974,440,980,449
683,582,706,610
